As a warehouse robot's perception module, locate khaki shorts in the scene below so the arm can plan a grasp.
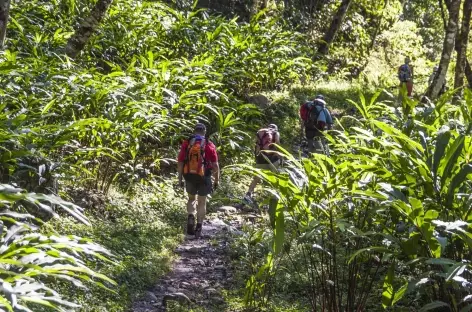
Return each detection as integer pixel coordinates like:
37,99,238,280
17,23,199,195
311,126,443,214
185,175,212,196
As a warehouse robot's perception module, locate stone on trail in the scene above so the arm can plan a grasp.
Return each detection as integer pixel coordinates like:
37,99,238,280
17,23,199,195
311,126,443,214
244,213,262,222
199,280,210,289
223,225,244,236
179,281,191,289
217,206,237,214
162,292,191,306
205,287,218,297
209,217,227,227
144,291,158,302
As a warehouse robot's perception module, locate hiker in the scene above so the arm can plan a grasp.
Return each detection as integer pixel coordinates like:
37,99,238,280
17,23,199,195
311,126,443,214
299,95,333,154
428,65,446,96
398,56,414,97
178,123,220,238
244,124,280,203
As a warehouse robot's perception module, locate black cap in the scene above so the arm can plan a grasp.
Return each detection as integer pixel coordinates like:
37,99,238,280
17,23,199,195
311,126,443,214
194,123,206,131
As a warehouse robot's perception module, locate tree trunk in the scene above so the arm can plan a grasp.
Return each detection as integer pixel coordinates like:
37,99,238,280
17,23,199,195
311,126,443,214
425,0,461,100
0,0,11,49
317,0,353,55
367,0,388,55
351,0,388,78
465,59,472,88
454,0,472,91
65,0,114,58
444,0,472,88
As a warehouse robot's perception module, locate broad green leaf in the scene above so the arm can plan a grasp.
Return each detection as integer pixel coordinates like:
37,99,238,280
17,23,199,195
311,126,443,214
393,282,408,305
446,164,472,208
273,201,284,255
419,301,451,312
440,135,465,192
348,247,392,264
433,131,451,182
382,261,394,308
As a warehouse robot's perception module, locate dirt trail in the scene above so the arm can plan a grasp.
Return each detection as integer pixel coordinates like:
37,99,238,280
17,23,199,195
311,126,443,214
132,207,251,312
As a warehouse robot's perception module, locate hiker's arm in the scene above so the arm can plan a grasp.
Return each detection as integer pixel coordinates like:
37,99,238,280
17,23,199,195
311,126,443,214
299,105,305,137
326,110,334,130
275,132,281,145
212,162,220,186
177,162,184,184
177,142,187,185
254,135,260,155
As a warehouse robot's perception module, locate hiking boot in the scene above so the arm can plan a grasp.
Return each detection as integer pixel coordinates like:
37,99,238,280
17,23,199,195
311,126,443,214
195,223,202,238
187,214,195,235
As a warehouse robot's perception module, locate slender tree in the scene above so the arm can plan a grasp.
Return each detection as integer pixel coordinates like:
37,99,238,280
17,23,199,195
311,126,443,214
443,0,472,88
465,59,472,87
317,0,353,55
439,0,447,29
425,0,461,99
0,0,11,49
454,0,472,91
351,0,389,78
65,0,114,58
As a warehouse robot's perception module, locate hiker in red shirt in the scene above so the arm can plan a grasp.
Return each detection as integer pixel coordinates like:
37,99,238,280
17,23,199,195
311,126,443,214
177,123,220,238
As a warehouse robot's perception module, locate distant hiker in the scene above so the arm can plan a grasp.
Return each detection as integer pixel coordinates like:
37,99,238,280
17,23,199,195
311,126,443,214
299,95,333,154
244,124,280,204
178,123,220,238
398,57,414,97
429,65,446,96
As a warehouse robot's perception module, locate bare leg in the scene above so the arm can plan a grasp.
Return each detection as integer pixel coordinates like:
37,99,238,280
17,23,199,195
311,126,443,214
187,194,196,215
196,195,207,223
406,81,413,97
247,176,261,195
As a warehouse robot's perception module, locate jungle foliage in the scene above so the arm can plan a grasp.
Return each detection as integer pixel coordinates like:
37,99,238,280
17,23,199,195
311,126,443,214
239,91,472,311
0,0,472,311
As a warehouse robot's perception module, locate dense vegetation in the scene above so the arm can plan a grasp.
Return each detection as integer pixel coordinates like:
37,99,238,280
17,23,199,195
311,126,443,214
0,0,471,311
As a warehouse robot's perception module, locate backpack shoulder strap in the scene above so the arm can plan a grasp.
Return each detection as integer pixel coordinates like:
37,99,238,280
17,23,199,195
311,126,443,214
256,129,269,147
200,137,206,152
188,135,196,145
271,130,278,143
184,136,195,162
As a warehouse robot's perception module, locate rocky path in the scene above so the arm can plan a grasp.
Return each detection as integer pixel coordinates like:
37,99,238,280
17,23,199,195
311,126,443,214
132,206,250,312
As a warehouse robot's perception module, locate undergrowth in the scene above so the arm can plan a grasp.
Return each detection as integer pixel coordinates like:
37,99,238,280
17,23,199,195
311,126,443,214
51,182,186,311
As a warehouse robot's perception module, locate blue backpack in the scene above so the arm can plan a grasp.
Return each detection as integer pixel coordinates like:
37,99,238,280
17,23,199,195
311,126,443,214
398,64,411,82
305,100,328,130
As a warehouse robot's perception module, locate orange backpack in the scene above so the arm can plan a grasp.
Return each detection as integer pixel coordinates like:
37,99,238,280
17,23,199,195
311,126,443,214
183,135,206,177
